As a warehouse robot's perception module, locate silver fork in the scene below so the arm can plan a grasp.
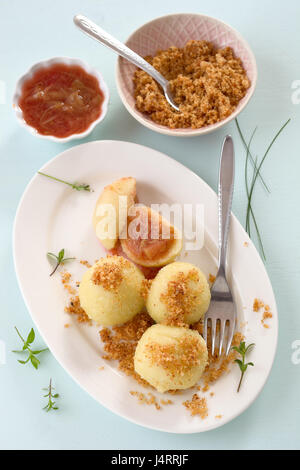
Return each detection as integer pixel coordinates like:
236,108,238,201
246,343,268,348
203,135,237,357
73,14,180,111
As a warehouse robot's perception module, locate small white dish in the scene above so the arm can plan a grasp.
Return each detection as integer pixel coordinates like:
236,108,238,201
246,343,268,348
13,141,277,433
116,13,258,137
13,57,110,143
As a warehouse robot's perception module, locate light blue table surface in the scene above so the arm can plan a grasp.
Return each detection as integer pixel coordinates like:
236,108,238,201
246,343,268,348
1,0,300,450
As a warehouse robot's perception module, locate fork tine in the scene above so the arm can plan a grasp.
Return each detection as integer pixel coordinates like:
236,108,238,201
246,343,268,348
225,319,236,356
211,318,217,356
218,319,226,356
203,317,208,344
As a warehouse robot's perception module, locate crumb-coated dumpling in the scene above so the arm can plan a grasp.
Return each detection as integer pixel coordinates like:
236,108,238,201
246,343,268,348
134,324,208,393
146,262,211,326
78,256,145,326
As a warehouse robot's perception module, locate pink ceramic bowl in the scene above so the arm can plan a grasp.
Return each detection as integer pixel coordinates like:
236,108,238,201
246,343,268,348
116,13,257,137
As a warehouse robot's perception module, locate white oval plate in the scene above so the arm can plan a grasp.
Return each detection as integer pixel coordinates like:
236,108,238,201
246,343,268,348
13,141,278,433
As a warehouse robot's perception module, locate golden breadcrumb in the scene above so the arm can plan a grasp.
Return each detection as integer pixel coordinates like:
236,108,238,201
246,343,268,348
215,415,223,419
65,296,92,324
130,391,161,410
183,394,208,419
91,258,128,291
253,298,265,312
60,271,76,295
160,269,201,327
209,274,216,284
253,298,273,328
141,279,152,300
80,260,92,268
144,335,205,378
100,312,154,386
160,399,174,406
134,40,250,129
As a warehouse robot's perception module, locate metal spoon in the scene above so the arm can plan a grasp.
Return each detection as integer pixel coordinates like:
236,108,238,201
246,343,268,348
73,14,180,112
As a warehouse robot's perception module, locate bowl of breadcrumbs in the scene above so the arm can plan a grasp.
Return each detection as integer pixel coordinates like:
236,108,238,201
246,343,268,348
116,13,257,136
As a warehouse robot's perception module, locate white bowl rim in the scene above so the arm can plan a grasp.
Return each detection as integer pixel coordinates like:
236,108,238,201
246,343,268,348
13,56,110,143
116,12,258,137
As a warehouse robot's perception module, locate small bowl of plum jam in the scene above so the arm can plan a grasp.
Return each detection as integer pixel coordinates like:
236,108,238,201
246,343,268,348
13,57,109,142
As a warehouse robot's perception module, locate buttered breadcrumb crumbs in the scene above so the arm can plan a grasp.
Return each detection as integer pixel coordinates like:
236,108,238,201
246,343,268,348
134,40,250,129
209,274,216,284
141,279,152,300
130,391,161,410
65,296,91,324
253,298,273,328
161,399,173,406
60,271,76,295
253,298,264,312
160,269,201,327
92,258,128,291
183,394,208,419
80,260,92,268
145,335,204,378
100,312,154,387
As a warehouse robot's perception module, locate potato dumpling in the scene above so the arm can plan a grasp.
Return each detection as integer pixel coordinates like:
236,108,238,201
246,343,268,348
78,256,145,326
146,262,211,326
121,205,182,267
93,177,136,250
134,324,208,393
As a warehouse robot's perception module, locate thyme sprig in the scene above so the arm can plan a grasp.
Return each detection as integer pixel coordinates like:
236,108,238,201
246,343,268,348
12,327,48,370
43,378,59,412
47,248,75,276
38,171,92,192
233,341,255,393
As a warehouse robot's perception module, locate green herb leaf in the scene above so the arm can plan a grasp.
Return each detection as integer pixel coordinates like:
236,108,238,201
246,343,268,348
233,341,255,392
38,171,92,192
27,328,35,344
30,356,40,370
43,379,60,412
13,326,48,369
47,249,75,276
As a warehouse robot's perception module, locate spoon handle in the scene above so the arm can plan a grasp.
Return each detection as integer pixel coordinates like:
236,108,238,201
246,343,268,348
74,15,167,89
218,135,235,272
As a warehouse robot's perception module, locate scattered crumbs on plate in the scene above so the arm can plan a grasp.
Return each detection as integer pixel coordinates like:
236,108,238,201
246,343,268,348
65,296,92,324
243,242,249,247
98,366,105,371
215,414,222,419
80,259,92,268
253,298,273,328
130,391,161,410
202,384,210,393
183,394,208,419
60,270,76,295
160,399,174,406
209,274,216,284
184,252,188,257
253,298,265,312
210,392,214,397
64,323,70,328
